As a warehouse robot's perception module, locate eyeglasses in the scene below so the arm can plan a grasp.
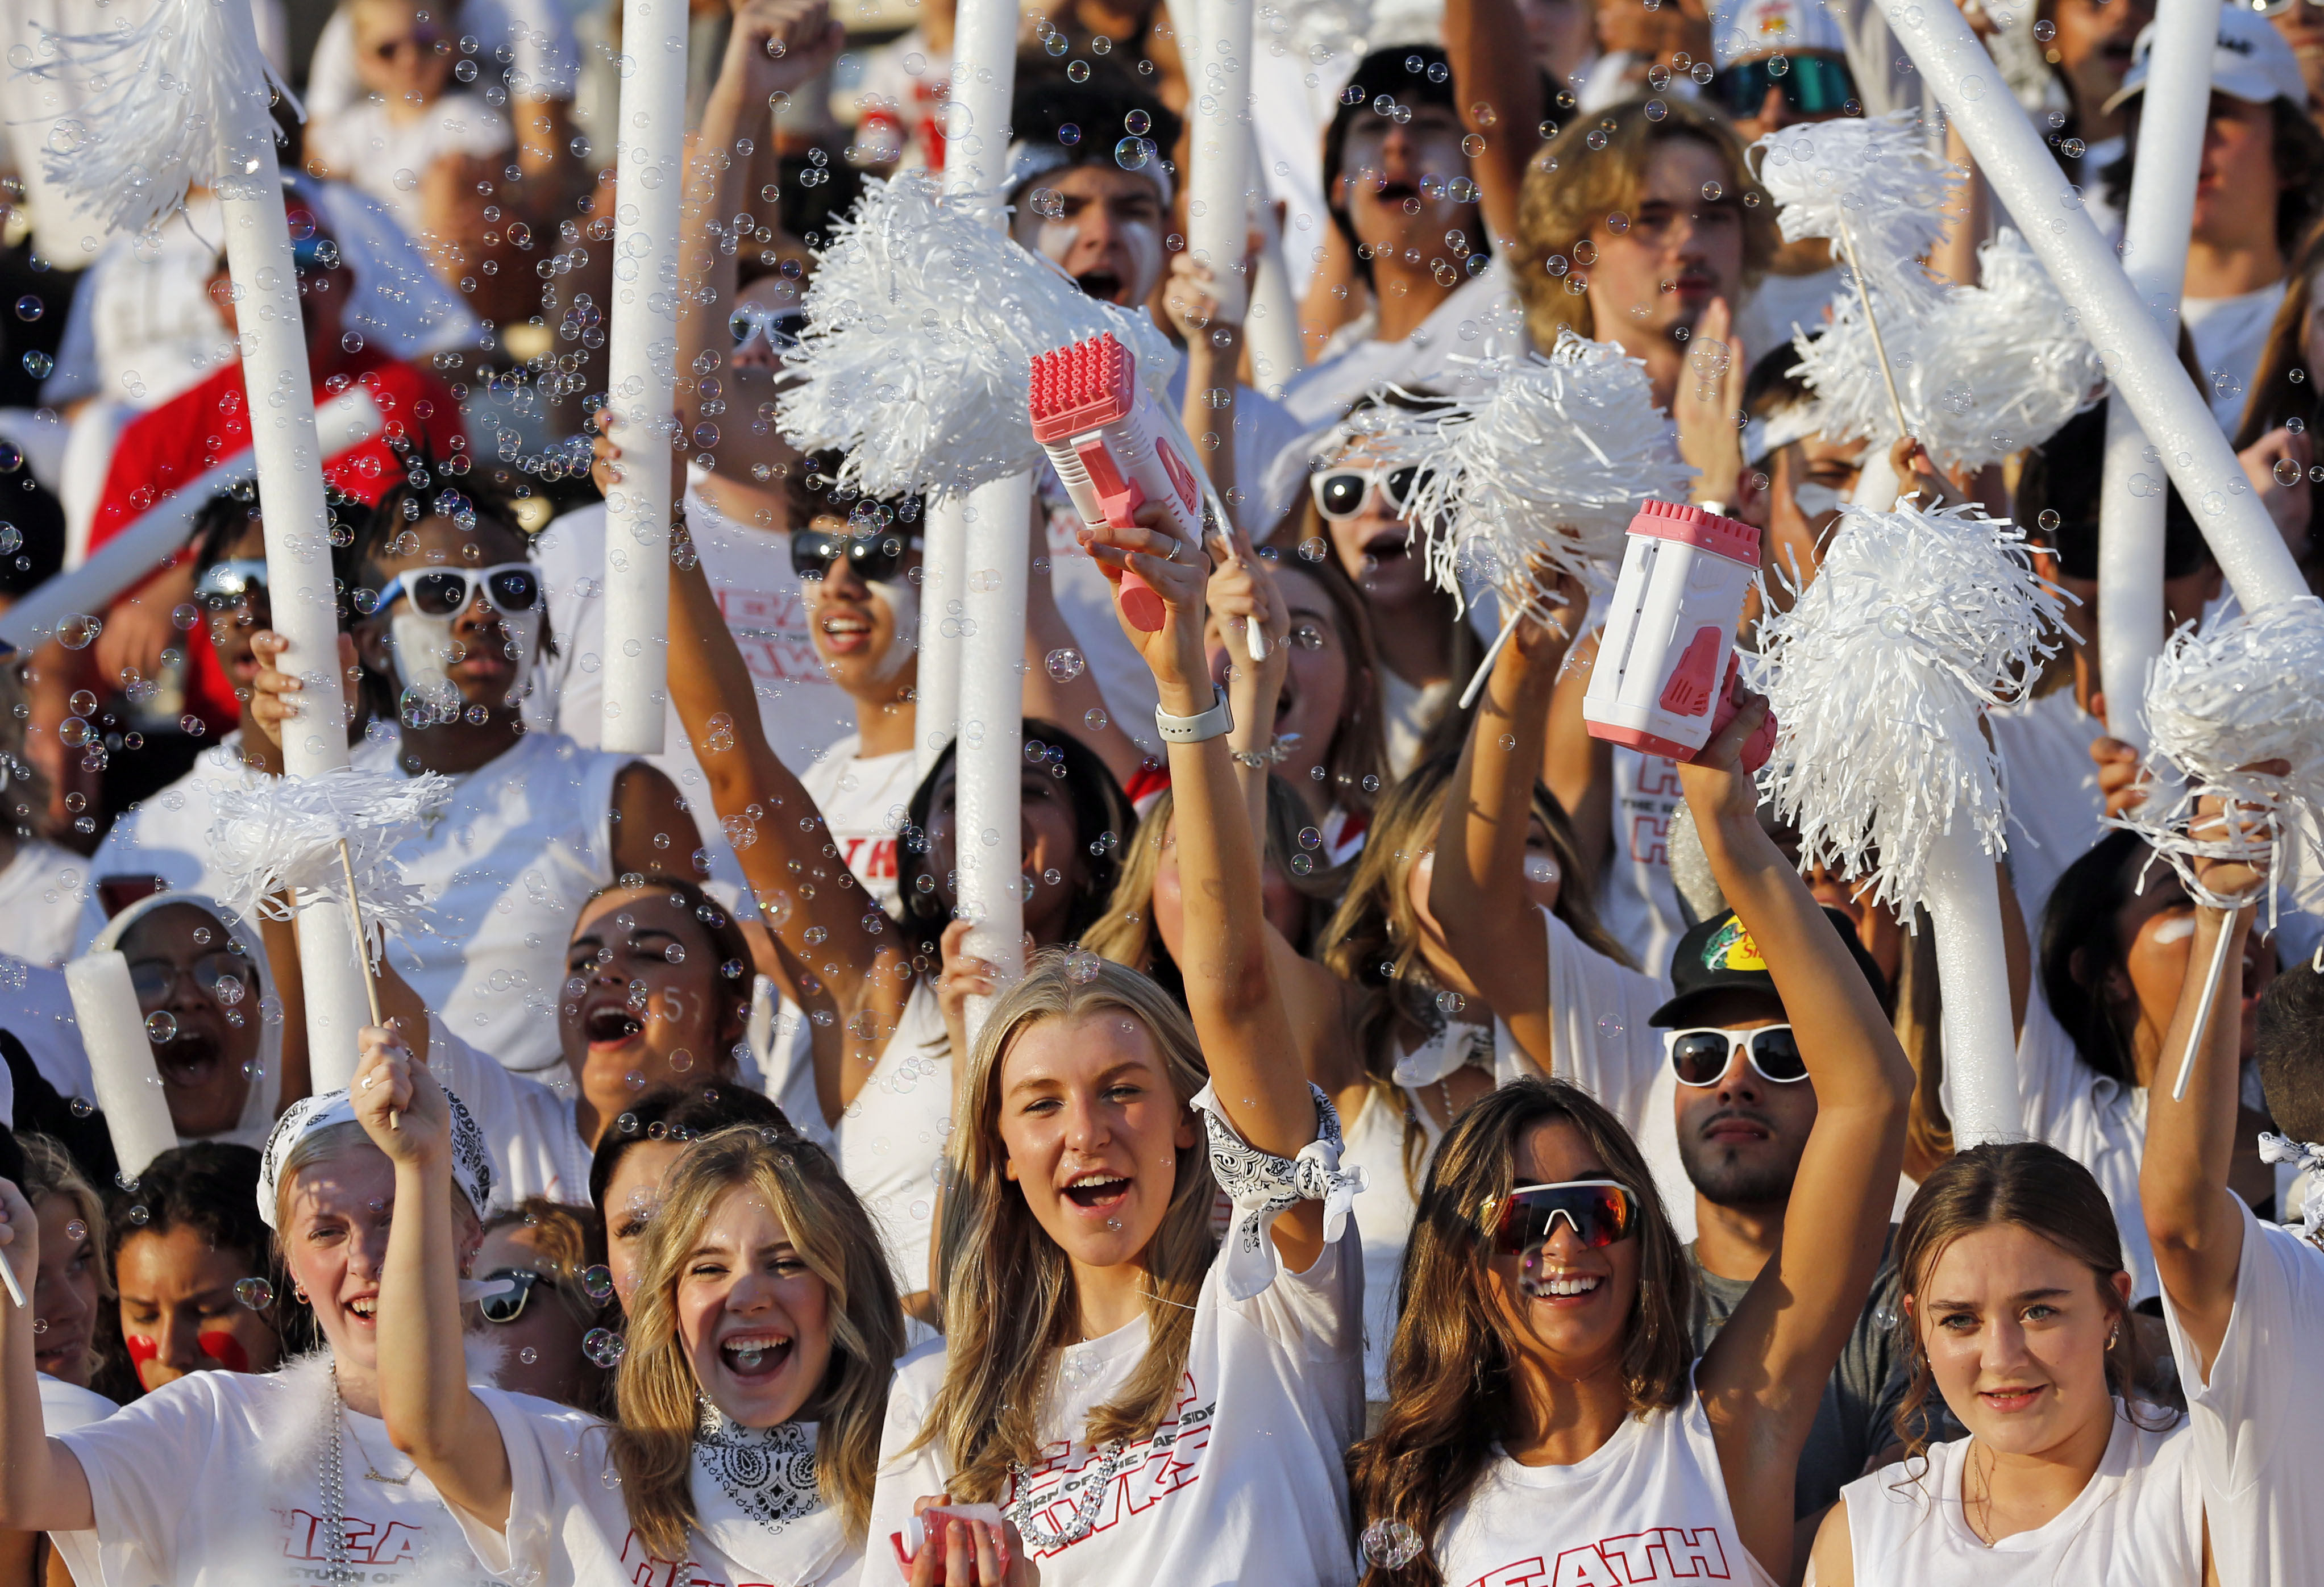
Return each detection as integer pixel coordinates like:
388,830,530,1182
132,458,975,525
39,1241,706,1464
1665,1025,1808,1087
1308,463,1423,522
194,559,271,613
2253,0,2323,15
472,1267,571,1325
789,527,917,583
731,304,806,354
1714,55,1858,118
375,563,542,618
1481,1179,1640,1253
126,952,252,1006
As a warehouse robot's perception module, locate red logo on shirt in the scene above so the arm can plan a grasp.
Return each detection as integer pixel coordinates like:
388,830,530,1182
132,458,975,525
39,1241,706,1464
839,833,900,882
1464,1528,1732,1586
716,588,828,684
1007,1374,1215,1558
616,1527,783,1587
280,1509,428,1565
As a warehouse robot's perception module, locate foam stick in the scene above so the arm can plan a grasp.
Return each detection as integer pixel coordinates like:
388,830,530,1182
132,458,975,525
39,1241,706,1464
67,952,182,1184
0,389,382,654
1187,0,1252,325
2098,0,2219,753
597,0,688,755
1244,166,1305,393
913,493,968,782
1874,0,2305,612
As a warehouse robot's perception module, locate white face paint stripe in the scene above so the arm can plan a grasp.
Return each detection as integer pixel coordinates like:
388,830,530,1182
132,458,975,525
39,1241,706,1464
2150,913,2198,946
867,577,919,684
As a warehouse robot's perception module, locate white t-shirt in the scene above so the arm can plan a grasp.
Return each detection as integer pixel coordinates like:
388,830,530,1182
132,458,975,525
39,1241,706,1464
839,982,951,1298
846,30,953,171
1431,1368,1777,1587
305,0,581,122
1281,259,1521,430
867,1211,1364,1583
457,1387,859,1587
1597,745,1689,983
1379,668,1456,780
0,838,89,967
427,1025,592,1207
2159,1196,2324,1587
1840,1404,2202,1584
383,730,635,1078
2183,281,2288,434
798,734,918,915
306,97,514,232
39,1372,115,1432
2011,984,2157,1302
1989,685,2108,932
52,1353,496,1587
2,954,91,1104
1340,1074,1448,1402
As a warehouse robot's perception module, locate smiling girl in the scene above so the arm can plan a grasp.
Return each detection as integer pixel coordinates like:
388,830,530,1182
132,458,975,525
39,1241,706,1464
358,1029,904,1587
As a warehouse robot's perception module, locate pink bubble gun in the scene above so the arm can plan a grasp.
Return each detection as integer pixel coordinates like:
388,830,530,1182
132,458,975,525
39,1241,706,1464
1583,499,1776,771
1030,331,1207,634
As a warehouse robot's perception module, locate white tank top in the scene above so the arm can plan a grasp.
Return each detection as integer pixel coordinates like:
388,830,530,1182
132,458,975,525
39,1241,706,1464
1841,1406,2204,1586
1432,1369,1777,1587
837,981,951,1298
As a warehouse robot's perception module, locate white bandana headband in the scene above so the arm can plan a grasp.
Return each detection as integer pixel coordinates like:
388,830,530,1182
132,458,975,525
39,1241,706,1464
2258,1132,2324,1243
1192,1081,1367,1301
256,1082,496,1228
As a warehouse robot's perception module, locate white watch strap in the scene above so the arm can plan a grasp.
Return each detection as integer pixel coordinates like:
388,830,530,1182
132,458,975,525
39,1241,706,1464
1153,684,1234,743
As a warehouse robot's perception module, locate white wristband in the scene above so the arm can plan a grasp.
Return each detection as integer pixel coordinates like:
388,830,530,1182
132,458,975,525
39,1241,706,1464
1154,684,1233,743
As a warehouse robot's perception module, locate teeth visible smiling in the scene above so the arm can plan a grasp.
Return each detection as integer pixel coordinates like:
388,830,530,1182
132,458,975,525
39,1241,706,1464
1532,1273,1601,1298
349,1297,377,1319
722,1332,791,1372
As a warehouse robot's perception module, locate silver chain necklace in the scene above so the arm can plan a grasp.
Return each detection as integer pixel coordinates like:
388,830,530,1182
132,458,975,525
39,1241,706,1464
322,1369,356,1585
1004,1439,1134,1551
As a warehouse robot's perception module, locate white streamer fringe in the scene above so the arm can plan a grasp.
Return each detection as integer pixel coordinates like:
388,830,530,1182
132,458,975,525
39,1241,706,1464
1752,112,1956,271
208,767,454,952
778,175,1179,497
1745,501,2070,919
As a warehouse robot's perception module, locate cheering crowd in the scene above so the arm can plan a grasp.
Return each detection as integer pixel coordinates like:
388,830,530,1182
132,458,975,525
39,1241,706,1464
0,0,2321,1580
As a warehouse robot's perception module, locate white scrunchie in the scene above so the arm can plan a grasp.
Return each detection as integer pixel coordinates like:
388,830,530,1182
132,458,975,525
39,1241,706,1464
2257,1132,2324,1243
1192,1081,1367,1302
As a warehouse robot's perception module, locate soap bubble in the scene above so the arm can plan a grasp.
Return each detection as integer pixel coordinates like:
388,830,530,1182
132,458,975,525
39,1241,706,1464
1125,109,1151,135
2037,508,2061,531
1115,136,1153,171
145,1011,177,1043
236,1277,275,1309
1067,59,1090,82
2276,457,2304,488
1045,647,1086,681
1360,1520,1424,1570
1058,122,1082,146
583,1327,627,1367
581,1264,616,1301
1436,990,1466,1016
1084,707,1109,731
1066,948,1103,984
1030,186,1065,219
1702,180,1723,201
13,296,39,321
64,1219,86,1243
20,350,51,379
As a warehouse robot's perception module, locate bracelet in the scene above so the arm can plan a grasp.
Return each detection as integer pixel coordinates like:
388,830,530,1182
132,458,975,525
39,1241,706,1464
1231,740,1290,768
1154,684,1233,743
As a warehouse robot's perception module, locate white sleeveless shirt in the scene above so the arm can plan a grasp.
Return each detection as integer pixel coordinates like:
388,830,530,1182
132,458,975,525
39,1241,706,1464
1432,1369,1777,1587
837,980,951,1298
1840,1405,2203,1586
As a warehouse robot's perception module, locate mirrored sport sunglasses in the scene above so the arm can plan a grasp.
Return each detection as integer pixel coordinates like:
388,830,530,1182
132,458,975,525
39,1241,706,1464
789,527,918,583
1482,1179,1640,1253
1665,1024,1808,1087
1308,463,1423,522
193,559,271,613
1713,55,1857,118
731,304,807,354
375,563,542,618
472,1268,571,1324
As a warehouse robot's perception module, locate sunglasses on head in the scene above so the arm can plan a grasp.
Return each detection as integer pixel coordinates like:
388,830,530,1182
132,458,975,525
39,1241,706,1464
1714,55,1857,118
126,951,252,1006
731,304,806,353
1308,463,1423,522
375,563,542,619
1482,1179,1640,1253
194,559,271,613
1665,1025,1807,1087
789,527,917,583
472,1267,573,1325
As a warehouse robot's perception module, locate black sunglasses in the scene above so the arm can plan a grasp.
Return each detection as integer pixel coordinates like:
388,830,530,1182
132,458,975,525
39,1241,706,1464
473,1267,571,1324
1715,55,1856,118
789,527,916,583
1665,1025,1808,1087
193,559,271,613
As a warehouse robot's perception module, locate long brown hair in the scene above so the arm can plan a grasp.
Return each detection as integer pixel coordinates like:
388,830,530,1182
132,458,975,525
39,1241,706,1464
609,1124,904,1557
914,951,1216,1503
1510,96,1778,351
1271,550,1394,816
1888,1141,2172,1463
2234,218,2324,454
1321,751,1628,1192
1350,1079,1696,1587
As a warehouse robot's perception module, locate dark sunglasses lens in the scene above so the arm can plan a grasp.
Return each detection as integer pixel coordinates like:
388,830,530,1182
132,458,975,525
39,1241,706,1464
487,568,541,612
789,532,843,579
1716,63,1772,114
1751,1026,1807,1081
1318,472,1369,517
127,962,173,1003
1383,467,1419,510
730,311,758,345
409,572,470,616
477,1272,533,1323
1787,57,1855,113
847,535,906,582
1502,1186,1633,1252
1669,1031,1733,1086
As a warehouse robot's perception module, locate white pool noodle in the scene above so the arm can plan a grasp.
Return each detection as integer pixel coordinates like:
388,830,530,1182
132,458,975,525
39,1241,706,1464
1244,163,1305,395
66,952,183,1183
2097,0,2218,753
1873,0,2305,613
914,492,968,783
1920,820,2026,1143
597,0,688,755
1187,0,1252,326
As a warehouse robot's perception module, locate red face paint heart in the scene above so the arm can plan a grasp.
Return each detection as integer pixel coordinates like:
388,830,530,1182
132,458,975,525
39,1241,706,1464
197,1331,252,1373
124,1333,160,1365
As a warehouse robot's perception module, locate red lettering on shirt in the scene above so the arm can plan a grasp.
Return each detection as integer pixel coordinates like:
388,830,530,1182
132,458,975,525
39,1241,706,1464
716,587,829,685
279,1509,423,1565
616,1528,726,1587
1636,757,1683,799
1628,811,1670,868
839,833,900,883
1464,1528,1732,1587
1008,1373,1215,1558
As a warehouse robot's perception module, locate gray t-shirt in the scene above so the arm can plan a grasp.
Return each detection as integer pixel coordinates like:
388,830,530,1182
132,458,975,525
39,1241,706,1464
1685,1230,1951,1519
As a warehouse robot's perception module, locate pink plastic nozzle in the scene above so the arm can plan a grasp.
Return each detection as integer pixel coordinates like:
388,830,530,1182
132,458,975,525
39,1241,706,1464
1029,333,1137,442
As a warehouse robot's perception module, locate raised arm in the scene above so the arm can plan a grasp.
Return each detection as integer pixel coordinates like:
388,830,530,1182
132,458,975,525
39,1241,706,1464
1442,0,1542,247
357,1023,514,1530
1090,505,1325,1265
0,1179,95,1535
2141,795,2270,1380
1687,692,1914,1578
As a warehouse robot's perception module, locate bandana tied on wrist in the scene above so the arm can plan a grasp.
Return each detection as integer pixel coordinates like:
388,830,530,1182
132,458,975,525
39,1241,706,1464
2258,1132,2324,1243
1192,1081,1366,1301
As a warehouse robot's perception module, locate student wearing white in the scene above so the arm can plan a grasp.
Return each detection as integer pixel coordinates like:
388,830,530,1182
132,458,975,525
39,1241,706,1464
361,1019,906,1587
2141,824,2322,1587
1354,665,1913,1587
0,1082,501,1587
0,829,86,969
1810,1143,2205,1584
868,510,1365,1586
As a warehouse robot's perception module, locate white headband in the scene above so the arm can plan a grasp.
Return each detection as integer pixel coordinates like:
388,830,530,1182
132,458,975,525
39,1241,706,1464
1745,398,1830,466
2259,1132,2324,1244
1004,138,1174,210
256,1082,496,1228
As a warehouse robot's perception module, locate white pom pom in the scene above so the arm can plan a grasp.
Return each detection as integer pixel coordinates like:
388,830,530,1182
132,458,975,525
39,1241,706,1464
1752,113,1957,270
1903,229,2106,472
2115,597,2324,923
1367,331,1693,612
778,175,1179,497
208,768,455,955
28,0,300,239
1745,501,2071,919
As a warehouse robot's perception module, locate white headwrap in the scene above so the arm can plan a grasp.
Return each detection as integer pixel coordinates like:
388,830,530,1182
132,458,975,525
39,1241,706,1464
255,1081,496,1229
2258,1132,2324,1243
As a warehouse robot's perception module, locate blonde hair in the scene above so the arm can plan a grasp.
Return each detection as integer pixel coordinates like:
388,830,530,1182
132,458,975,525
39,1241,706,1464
18,1133,114,1306
914,951,1216,1502
273,1121,483,1253
609,1124,903,1557
1510,98,1778,351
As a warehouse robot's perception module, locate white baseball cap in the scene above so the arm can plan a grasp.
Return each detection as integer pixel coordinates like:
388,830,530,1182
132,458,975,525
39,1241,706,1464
1714,0,1849,69
2106,5,2309,113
